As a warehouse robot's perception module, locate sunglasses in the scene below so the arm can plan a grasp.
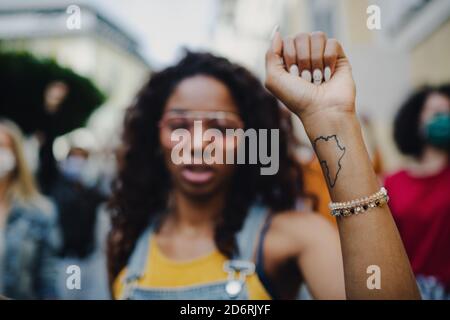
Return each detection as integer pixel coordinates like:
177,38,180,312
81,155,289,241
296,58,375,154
159,110,244,148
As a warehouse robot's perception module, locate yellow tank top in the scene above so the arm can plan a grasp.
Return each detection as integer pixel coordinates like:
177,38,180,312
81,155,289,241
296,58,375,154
113,237,271,300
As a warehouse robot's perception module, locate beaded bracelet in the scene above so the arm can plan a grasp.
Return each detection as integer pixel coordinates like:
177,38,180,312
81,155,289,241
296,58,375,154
329,187,389,217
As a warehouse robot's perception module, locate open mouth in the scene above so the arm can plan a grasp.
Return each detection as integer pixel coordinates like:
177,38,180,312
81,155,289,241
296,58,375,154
181,164,215,184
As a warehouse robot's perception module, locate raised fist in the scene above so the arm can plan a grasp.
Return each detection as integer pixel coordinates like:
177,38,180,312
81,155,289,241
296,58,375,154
265,29,356,123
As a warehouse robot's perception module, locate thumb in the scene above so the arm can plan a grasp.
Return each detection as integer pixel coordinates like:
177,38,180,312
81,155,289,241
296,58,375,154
265,25,285,77
265,28,313,113
265,26,296,105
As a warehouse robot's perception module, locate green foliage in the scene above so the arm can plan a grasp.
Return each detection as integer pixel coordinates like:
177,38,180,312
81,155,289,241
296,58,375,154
0,51,106,136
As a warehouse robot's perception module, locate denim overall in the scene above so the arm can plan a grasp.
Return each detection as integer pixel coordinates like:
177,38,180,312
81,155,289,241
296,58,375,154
120,205,269,300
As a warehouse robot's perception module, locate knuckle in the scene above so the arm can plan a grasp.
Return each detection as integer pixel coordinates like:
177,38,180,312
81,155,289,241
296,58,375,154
327,38,338,43
283,38,295,60
294,33,309,42
283,36,294,44
311,31,326,39
327,38,339,48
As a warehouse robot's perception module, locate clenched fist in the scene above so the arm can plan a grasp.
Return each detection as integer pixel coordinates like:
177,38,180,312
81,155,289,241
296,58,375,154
265,29,356,124
265,29,422,301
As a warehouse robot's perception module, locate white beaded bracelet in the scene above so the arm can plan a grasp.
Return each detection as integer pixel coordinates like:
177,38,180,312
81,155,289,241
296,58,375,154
329,187,389,217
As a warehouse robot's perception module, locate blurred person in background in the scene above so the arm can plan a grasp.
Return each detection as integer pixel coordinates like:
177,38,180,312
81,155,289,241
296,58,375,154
385,85,450,299
0,118,59,299
51,131,110,299
96,145,120,198
37,81,70,195
108,30,419,300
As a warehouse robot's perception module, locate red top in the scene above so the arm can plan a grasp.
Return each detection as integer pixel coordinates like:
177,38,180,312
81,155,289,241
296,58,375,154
385,165,450,289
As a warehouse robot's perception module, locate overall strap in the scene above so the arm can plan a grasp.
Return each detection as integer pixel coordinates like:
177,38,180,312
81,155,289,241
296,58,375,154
124,222,156,283
235,204,270,261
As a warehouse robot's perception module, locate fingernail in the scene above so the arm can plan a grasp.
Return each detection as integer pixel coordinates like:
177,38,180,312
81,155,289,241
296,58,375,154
289,65,299,76
301,70,312,82
324,66,331,81
270,25,280,41
313,69,323,85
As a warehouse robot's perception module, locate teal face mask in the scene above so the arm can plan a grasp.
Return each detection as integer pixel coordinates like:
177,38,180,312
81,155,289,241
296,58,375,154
424,113,450,150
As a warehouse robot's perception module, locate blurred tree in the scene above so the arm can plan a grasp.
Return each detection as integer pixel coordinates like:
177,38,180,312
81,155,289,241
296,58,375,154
0,51,106,136
0,51,106,193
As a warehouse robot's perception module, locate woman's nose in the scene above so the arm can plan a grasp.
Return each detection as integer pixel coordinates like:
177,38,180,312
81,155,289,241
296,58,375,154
190,120,209,157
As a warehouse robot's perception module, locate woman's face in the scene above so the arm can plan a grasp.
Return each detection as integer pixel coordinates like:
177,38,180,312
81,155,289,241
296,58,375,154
159,75,243,199
0,128,16,181
420,93,450,125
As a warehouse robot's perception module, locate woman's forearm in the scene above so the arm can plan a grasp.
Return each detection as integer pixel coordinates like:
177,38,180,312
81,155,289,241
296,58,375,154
265,29,420,299
303,111,420,299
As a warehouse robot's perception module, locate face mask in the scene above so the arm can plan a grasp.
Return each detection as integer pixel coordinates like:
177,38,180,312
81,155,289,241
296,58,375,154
60,155,87,182
424,113,450,150
0,147,16,179
60,155,99,188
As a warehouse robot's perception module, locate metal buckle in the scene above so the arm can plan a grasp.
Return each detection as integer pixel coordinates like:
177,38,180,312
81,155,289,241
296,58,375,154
223,260,255,298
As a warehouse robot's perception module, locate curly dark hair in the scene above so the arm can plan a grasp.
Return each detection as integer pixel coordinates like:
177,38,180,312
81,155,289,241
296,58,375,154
107,51,307,285
394,84,450,158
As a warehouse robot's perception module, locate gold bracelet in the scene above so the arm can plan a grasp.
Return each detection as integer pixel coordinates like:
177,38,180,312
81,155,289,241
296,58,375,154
329,187,389,217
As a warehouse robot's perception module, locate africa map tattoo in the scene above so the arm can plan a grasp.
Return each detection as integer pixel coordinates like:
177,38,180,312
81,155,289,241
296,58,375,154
312,134,346,188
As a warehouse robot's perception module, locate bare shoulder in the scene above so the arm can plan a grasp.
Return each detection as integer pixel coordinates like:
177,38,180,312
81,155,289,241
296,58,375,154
261,210,342,292
270,210,337,237
266,210,339,256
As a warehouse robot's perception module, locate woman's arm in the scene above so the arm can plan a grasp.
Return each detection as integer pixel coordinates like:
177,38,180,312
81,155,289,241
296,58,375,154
265,30,420,299
269,210,346,299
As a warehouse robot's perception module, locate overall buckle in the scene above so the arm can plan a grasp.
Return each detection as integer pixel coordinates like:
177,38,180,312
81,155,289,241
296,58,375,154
223,260,255,298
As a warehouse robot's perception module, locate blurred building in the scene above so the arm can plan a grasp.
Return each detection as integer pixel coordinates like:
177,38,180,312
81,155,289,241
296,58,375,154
380,0,450,87
209,0,304,79
211,0,450,171
0,0,151,146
